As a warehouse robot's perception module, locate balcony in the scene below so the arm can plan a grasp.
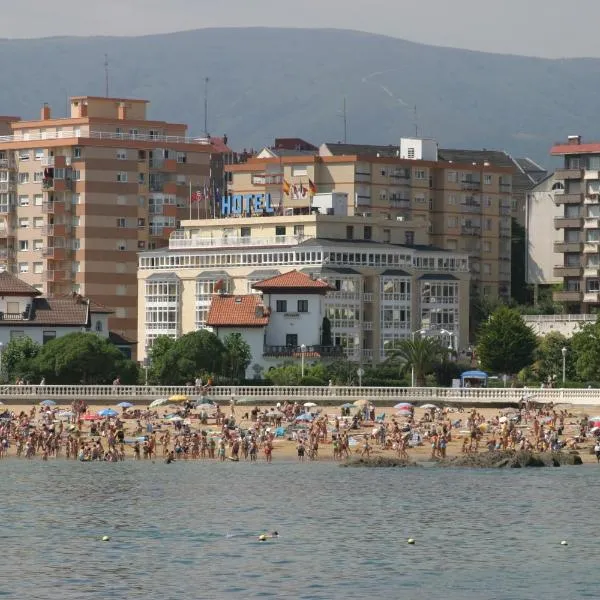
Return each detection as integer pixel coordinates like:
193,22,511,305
361,349,374,361
499,183,512,192
583,242,600,253
44,269,66,282
362,321,373,330
584,292,600,303
553,241,582,253
168,234,307,250
0,203,14,214
460,202,481,213
553,265,583,278
362,293,374,302
355,172,371,183
41,156,67,168
584,217,600,229
585,195,600,205
461,225,481,235
584,267,600,277
42,247,67,260
0,182,15,193
0,312,26,321
327,291,361,301
0,248,14,261
461,180,481,191
263,345,345,358
554,216,583,229
555,193,583,205
42,224,70,236
555,168,582,180
553,290,582,302
42,201,67,215
42,178,72,192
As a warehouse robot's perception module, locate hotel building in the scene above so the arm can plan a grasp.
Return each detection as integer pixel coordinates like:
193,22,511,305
0,96,212,349
137,200,470,365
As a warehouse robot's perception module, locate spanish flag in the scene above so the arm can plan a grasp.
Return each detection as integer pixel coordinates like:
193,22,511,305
308,179,317,194
282,180,291,195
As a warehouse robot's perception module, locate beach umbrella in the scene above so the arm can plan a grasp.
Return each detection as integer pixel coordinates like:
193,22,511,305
394,402,413,409
168,415,184,422
149,398,169,408
340,403,354,409
499,416,508,423
57,410,75,419
98,408,118,418
169,394,189,404
353,399,369,407
0,401,3,405
396,409,412,416
117,401,134,409
421,403,438,410
40,399,56,407
296,413,314,422
82,413,101,421
304,402,317,408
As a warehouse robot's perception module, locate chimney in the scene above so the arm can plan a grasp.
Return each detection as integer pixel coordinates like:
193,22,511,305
118,102,127,120
41,103,51,120
568,135,581,145
80,102,88,117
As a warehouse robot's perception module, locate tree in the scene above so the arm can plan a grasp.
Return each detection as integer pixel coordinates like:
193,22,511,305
321,316,332,347
146,335,177,384
2,336,41,383
534,332,573,383
265,362,303,386
223,333,252,383
511,218,531,305
34,332,138,384
570,320,600,383
389,337,446,386
327,359,357,385
476,305,537,375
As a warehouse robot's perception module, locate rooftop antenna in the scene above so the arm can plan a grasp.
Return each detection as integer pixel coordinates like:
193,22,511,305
104,54,109,98
414,105,418,137
338,97,348,143
204,77,210,138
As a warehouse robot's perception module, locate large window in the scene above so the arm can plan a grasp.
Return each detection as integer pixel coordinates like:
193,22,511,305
144,277,180,348
381,277,411,302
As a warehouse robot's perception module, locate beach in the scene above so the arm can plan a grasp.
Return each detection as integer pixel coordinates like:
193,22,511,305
1,397,598,464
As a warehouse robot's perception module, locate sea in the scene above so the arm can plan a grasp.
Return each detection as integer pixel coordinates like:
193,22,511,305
1,460,599,600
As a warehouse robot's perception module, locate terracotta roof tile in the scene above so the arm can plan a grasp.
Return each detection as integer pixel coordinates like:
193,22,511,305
251,270,333,292
206,295,269,327
0,271,41,296
28,297,89,325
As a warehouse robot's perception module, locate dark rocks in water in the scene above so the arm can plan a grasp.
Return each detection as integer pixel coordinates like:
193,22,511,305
340,456,419,468
438,450,582,469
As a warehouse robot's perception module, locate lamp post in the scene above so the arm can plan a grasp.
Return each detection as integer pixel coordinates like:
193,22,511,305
357,367,364,387
0,341,4,381
561,346,567,385
300,343,307,378
410,329,427,387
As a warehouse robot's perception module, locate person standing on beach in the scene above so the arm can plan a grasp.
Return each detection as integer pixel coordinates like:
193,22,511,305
595,440,600,463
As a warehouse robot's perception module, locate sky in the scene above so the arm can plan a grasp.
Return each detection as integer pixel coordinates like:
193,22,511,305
2,0,600,58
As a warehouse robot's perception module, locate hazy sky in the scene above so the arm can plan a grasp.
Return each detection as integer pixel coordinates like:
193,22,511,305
1,0,599,58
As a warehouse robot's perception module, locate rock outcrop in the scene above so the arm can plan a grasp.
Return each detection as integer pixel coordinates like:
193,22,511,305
437,450,582,468
340,456,419,468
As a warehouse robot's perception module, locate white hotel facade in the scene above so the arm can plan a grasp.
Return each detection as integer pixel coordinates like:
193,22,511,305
137,204,470,365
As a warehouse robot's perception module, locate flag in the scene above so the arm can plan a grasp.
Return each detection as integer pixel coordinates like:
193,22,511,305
190,190,204,203
300,183,307,199
309,179,317,194
282,180,291,195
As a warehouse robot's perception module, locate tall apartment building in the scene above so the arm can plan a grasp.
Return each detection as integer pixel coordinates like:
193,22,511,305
226,138,514,301
549,135,600,311
0,96,212,350
137,202,470,365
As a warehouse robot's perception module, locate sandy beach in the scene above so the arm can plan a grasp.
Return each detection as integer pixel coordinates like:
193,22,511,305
1,397,599,464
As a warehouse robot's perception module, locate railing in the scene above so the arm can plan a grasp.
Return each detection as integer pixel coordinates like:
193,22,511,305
461,181,481,190
263,345,344,357
522,314,596,323
0,384,596,405
0,131,211,145
461,226,481,235
169,235,308,250
327,292,361,301
362,293,374,302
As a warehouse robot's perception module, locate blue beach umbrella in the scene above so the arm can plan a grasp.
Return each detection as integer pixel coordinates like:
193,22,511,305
341,403,354,409
98,408,118,418
40,399,56,407
296,413,314,422
117,402,134,409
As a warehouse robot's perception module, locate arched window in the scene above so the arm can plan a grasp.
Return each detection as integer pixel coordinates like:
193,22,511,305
95,320,103,332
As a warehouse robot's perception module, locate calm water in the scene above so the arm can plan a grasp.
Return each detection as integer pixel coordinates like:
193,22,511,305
1,461,600,600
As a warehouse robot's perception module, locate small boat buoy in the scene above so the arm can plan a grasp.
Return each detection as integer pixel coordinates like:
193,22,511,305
258,534,267,542
102,536,110,542
560,540,568,546
407,538,415,545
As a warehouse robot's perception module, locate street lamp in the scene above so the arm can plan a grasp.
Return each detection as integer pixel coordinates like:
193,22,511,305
440,329,457,353
357,367,364,387
410,329,427,387
300,343,307,378
0,341,4,380
561,346,567,385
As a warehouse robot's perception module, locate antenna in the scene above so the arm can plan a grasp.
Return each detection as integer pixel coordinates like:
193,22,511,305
104,54,109,98
204,77,209,137
343,97,347,144
414,105,418,137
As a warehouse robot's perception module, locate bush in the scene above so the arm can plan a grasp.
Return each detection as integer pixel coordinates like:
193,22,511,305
299,375,327,386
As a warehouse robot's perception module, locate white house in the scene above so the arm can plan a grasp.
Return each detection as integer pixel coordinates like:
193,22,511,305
0,270,121,351
206,270,337,378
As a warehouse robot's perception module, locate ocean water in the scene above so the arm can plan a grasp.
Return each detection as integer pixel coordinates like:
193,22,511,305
1,460,600,600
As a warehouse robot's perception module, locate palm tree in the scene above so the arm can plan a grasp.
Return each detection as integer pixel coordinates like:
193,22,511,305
389,337,447,387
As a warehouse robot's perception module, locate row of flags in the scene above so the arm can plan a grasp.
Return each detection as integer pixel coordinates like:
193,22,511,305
283,179,317,199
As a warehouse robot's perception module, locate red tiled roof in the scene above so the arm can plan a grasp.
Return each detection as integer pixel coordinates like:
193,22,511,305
206,294,269,327
210,136,233,154
551,143,600,155
251,270,333,292
0,271,41,296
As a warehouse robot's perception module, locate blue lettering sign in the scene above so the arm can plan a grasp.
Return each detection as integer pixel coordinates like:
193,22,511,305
220,193,275,216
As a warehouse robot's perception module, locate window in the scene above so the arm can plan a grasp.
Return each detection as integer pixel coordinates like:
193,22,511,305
138,173,145,184
485,219,492,231
33,217,43,228
177,152,187,164
383,228,391,243
138,240,146,249
447,171,458,183
294,224,304,237
10,331,25,340
447,194,457,205
286,333,298,347
71,193,80,205
276,300,287,312
18,195,29,207
18,218,29,228
483,241,492,252
73,147,82,158
483,263,491,275
32,239,42,250
33,171,43,183
364,226,372,240
117,218,126,228
72,239,80,250
18,173,29,184
298,299,309,313
33,149,43,160
18,150,29,161
115,308,126,319
95,320,104,333
34,194,43,206
275,226,286,236
117,240,127,251
116,149,127,160
138,196,145,207
116,285,126,296
240,227,251,237
414,169,426,180
33,262,43,274
18,262,28,273
42,331,56,345
54,168,65,180
291,166,307,177
72,216,80,227
72,261,80,273
71,170,81,181
447,216,458,227
484,174,492,185
117,172,128,182
137,218,145,228
346,225,354,240
405,231,415,245
485,196,492,208
407,148,415,159
18,240,28,251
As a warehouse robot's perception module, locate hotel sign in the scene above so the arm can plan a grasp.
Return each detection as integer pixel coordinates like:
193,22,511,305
221,193,275,216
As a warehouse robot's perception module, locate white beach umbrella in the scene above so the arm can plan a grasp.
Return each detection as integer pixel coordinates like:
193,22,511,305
304,402,317,408
149,398,169,408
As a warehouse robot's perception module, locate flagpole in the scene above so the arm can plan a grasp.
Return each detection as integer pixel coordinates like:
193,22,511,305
189,181,192,220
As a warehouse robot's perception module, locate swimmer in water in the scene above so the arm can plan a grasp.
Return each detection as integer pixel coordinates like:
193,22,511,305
258,531,279,541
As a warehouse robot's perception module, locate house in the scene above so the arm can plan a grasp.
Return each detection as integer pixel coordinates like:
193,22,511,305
205,270,337,378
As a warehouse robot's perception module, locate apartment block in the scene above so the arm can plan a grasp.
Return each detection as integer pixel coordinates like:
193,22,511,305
550,135,600,310
0,96,212,350
226,138,514,301
137,205,470,365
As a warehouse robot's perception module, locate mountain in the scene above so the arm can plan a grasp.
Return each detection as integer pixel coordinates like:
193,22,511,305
0,27,597,165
